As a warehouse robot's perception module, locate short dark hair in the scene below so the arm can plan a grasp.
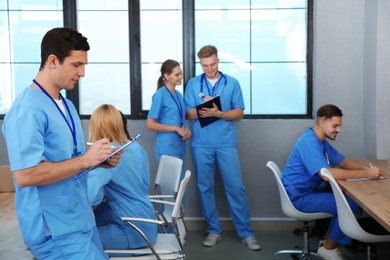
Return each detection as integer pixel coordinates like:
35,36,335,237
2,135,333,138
40,27,90,70
316,104,343,120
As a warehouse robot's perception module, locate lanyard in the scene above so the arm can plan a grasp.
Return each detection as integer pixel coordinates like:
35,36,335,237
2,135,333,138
199,71,227,98
164,86,184,127
33,79,80,158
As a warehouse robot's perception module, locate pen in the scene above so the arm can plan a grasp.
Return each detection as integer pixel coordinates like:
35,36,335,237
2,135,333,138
369,163,374,168
86,142,115,148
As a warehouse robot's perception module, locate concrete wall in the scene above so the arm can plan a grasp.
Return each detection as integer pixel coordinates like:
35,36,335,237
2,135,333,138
1,0,390,230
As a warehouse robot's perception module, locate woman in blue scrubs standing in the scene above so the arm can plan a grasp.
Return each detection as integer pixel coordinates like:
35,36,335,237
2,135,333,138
147,59,191,182
87,104,157,250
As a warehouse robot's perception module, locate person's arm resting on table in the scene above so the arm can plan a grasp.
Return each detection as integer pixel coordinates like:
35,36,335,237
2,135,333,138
319,157,384,181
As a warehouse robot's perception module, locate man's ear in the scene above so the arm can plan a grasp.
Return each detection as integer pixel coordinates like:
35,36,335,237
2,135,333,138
47,54,57,69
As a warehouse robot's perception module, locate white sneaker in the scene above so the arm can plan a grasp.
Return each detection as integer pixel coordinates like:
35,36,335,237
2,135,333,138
202,233,221,247
241,236,261,251
318,239,355,258
317,246,345,260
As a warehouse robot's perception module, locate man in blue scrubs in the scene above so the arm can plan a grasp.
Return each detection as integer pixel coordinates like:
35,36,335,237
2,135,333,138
184,45,261,251
282,104,384,260
2,27,122,259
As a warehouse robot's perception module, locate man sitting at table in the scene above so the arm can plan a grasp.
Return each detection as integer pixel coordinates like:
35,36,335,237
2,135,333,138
282,104,384,260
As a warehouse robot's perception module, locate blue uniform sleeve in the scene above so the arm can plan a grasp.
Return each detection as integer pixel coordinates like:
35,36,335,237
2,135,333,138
148,90,163,119
228,76,245,110
184,77,199,111
87,167,113,206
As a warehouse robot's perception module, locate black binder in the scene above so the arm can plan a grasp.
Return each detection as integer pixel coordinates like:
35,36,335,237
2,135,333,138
196,96,222,128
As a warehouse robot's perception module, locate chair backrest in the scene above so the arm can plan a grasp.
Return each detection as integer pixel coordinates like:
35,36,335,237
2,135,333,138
154,155,183,197
320,168,390,243
266,161,332,221
171,170,191,220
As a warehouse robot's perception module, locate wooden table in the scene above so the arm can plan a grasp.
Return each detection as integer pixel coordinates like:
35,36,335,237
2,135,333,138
337,160,390,232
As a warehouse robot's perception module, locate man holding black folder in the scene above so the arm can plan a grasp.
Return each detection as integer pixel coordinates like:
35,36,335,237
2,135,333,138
184,45,260,251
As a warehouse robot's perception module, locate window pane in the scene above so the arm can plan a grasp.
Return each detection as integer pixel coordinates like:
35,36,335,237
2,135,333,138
0,3,63,115
195,0,308,116
77,0,127,10
140,2,183,111
141,0,181,9
251,0,306,8
8,0,62,10
9,11,63,62
80,64,130,114
195,10,250,62
251,9,306,62
77,2,130,114
251,63,307,114
195,0,250,9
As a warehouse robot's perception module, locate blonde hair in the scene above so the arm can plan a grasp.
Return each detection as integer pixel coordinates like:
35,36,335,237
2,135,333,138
89,104,129,144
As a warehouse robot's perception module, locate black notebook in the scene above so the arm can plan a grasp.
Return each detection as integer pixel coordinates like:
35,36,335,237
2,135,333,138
196,96,222,128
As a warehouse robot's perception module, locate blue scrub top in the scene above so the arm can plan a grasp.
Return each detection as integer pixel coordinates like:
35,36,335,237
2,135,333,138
148,87,186,155
87,141,157,248
184,73,245,148
282,128,345,202
2,88,94,246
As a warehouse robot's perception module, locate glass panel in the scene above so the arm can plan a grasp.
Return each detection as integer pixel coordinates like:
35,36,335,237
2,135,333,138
251,9,306,62
251,0,306,8
77,11,129,62
142,63,184,111
141,0,181,10
140,10,182,62
77,4,130,115
0,11,10,62
251,62,307,114
195,0,250,9
140,2,183,112
195,10,250,62
8,0,62,10
9,11,63,62
77,0,128,10
79,64,130,114
0,64,12,114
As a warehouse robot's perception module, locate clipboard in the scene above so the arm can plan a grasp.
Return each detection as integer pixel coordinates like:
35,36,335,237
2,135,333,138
196,96,222,128
75,132,144,180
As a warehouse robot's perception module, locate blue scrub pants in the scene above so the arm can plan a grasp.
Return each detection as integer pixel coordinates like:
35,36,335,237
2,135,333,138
29,226,108,259
192,147,254,239
293,191,361,245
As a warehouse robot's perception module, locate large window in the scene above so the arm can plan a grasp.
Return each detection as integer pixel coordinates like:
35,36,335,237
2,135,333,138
0,0,312,119
195,0,310,116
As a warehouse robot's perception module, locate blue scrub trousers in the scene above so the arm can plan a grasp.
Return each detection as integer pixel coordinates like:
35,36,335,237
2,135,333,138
293,191,361,245
192,147,254,239
29,226,108,260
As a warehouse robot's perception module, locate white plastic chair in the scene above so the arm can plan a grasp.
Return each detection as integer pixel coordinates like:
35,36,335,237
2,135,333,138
149,155,187,244
105,170,191,260
266,161,333,259
320,168,390,259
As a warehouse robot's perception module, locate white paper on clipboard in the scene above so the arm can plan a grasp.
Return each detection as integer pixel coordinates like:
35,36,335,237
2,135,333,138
75,132,144,180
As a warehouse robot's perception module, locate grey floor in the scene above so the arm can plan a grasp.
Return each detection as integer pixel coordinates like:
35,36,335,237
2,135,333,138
181,230,390,260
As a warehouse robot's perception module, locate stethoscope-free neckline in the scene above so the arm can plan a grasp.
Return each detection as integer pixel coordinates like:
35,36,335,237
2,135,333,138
199,71,227,98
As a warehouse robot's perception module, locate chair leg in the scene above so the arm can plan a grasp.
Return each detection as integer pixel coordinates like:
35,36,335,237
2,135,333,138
273,221,319,260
